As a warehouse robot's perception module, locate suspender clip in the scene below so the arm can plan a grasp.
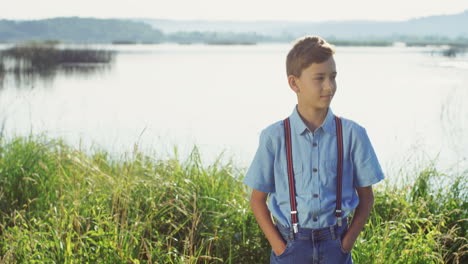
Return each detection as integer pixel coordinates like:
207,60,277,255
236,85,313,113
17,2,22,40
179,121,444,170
335,209,343,226
337,217,343,227
293,223,298,234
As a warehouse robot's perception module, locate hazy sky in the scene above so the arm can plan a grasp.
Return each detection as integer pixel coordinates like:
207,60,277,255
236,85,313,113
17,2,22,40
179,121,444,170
2,0,467,21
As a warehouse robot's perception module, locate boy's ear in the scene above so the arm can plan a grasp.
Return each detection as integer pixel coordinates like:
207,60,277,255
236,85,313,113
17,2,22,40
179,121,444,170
288,75,300,93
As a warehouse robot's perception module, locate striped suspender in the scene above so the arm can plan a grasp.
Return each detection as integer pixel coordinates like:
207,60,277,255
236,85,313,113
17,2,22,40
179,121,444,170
283,118,299,233
334,116,344,227
283,116,344,233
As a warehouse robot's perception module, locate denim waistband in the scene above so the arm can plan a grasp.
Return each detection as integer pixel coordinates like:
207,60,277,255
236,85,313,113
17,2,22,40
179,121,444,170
276,218,348,242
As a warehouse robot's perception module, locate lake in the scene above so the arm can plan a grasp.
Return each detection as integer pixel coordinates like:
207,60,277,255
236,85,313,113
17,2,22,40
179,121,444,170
0,43,467,180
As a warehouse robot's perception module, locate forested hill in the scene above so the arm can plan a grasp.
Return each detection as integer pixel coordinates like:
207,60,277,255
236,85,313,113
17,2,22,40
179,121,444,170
0,17,272,44
1,12,468,44
0,17,164,43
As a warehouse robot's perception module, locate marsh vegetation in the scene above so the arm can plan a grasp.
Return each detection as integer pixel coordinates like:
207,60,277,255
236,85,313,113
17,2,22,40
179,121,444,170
1,44,114,68
0,136,465,263
0,43,115,89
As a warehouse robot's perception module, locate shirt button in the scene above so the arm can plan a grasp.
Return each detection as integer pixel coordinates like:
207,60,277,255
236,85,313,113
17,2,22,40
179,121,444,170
313,217,318,222
313,168,318,172
313,194,318,198
313,143,318,147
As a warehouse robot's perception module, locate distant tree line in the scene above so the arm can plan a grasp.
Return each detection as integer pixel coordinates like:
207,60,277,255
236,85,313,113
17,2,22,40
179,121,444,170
0,17,467,47
0,18,164,43
0,18,293,45
0,18,275,44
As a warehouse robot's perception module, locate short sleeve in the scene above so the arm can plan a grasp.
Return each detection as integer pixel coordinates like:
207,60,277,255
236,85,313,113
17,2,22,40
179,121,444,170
351,126,385,188
243,129,276,193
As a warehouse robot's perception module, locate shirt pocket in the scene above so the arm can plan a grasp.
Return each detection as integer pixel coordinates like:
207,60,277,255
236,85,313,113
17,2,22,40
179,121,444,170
291,159,303,177
289,159,306,196
280,159,303,177
324,159,354,195
275,158,304,194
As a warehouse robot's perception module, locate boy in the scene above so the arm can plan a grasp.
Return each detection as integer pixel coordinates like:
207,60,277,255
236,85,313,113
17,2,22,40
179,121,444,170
243,36,384,263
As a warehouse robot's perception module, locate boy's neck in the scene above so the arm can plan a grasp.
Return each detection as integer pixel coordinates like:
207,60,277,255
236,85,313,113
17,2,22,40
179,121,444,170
296,104,329,132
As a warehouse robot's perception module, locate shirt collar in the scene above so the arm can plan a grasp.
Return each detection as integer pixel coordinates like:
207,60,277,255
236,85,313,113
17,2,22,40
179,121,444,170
289,105,336,136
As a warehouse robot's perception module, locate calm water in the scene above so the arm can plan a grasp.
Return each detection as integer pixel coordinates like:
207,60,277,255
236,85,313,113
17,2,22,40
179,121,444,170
0,44,467,179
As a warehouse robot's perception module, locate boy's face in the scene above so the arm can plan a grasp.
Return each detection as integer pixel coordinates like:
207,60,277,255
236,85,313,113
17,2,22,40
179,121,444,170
289,56,337,111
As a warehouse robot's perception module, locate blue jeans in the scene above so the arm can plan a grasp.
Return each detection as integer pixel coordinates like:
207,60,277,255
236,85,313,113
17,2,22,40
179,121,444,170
270,220,353,264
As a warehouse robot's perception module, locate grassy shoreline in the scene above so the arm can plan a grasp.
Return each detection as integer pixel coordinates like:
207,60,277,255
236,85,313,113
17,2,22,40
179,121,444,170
0,135,466,263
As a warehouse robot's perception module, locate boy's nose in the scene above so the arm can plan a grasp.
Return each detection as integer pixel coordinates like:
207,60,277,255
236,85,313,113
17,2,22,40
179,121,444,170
324,80,335,92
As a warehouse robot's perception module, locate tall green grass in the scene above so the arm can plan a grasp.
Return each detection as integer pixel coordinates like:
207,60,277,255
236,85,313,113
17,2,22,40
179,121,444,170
0,135,466,263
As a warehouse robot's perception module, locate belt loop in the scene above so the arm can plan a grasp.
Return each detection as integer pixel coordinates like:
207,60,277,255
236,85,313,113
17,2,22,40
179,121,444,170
289,227,294,241
330,225,336,240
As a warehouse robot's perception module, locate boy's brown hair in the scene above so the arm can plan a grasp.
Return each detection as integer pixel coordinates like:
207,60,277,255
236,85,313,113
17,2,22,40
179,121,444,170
286,36,335,77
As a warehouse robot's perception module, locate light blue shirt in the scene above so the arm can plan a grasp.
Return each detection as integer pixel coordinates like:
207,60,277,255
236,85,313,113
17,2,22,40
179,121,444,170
244,106,385,228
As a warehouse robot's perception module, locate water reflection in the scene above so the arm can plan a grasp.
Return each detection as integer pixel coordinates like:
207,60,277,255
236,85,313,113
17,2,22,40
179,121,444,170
0,63,114,90
430,46,468,58
0,45,115,90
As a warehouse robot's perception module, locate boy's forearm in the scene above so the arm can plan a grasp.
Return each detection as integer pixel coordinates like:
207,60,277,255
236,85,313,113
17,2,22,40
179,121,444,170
344,186,374,244
250,190,285,251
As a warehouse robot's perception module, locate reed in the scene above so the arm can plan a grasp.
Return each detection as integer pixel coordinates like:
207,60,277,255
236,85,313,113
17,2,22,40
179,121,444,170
0,44,114,72
0,135,466,263
442,47,467,57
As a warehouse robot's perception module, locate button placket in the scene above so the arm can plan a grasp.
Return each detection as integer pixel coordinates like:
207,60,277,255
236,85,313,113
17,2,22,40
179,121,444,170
310,132,321,220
